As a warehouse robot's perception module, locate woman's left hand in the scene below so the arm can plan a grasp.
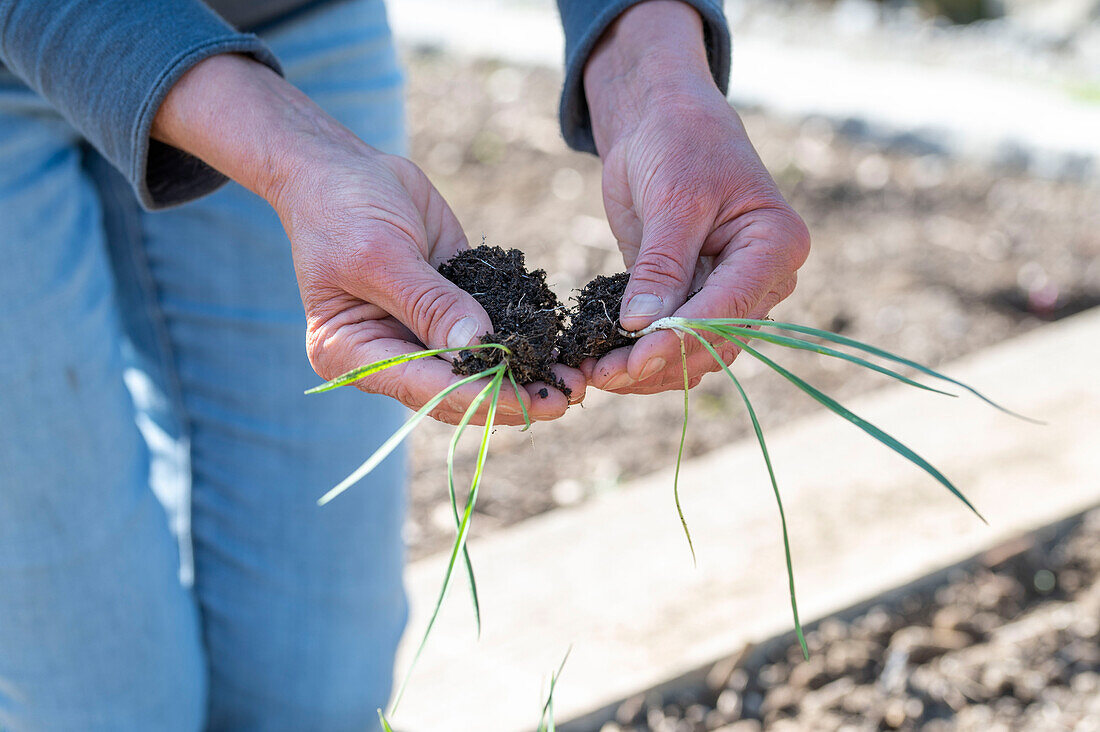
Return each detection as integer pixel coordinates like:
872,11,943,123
581,0,810,394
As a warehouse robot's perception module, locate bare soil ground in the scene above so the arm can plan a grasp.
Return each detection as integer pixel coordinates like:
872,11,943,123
598,507,1100,732
401,52,1100,559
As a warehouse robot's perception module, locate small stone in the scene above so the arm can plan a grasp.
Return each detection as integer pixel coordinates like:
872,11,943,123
883,698,908,728
726,668,750,692
615,694,644,725
788,657,830,691
704,710,728,729
551,479,585,507
684,704,708,723
712,720,762,732
716,689,742,718
429,501,456,532
888,626,970,665
760,685,798,717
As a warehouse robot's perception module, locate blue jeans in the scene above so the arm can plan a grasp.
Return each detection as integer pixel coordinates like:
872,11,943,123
0,2,408,729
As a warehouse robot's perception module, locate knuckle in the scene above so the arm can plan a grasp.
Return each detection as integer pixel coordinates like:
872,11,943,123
652,177,711,222
724,286,758,320
304,328,330,380
407,283,465,344
390,378,420,409
428,407,461,426
787,213,812,270
632,246,694,290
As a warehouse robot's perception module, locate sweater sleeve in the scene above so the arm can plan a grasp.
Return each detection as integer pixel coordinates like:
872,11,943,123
0,0,282,209
555,0,730,155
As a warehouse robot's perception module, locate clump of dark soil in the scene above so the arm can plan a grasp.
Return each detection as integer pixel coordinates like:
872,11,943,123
440,246,640,390
439,245,569,393
557,272,634,367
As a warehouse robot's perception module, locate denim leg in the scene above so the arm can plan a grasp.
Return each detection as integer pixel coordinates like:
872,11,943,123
136,2,410,729
0,75,206,731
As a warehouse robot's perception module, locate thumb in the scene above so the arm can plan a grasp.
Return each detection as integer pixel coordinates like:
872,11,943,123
619,202,713,332
349,251,493,351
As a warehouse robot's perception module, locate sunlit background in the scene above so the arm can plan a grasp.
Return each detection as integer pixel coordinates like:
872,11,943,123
382,1,1100,730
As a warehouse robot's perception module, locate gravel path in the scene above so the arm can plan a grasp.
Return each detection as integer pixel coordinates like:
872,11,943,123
398,52,1100,560
595,507,1100,732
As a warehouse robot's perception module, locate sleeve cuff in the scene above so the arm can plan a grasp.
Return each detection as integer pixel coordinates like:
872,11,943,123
135,36,282,210
558,0,731,155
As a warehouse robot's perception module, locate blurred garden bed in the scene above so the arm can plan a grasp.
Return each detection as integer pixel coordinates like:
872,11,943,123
579,507,1100,732
402,52,1100,559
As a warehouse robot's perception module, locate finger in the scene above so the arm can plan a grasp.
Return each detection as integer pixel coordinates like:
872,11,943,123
576,357,600,383
748,274,797,320
340,234,495,353
431,405,547,428
604,373,705,396
618,183,716,333
516,366,586,420
600,346,728,394
679,211,809,322
306,317,537,419
554,365,588,405
587,346,632,390
625,211,808,379
521,382,568,415
381,154,470,266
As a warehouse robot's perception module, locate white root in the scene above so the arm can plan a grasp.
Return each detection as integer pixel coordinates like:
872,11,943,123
618,316,688,339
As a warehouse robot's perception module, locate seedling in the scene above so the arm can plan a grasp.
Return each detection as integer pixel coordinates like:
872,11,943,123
308,341,522,715
536,647,571,732
619,315,1035,657
307,245,1034,721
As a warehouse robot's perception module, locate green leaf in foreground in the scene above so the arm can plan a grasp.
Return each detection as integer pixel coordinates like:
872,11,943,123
377,709,395,732
305,343,508,394
686,322,956,398
733,337,987,523
674,337,697,566
690,318,1038,423
537,647,572,732
507,368,533,432
687,331,808,659
390,367,506,713
447,374,500,637
317,368,497,506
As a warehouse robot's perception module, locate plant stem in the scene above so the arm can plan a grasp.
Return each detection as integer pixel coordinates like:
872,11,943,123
674,336,697,566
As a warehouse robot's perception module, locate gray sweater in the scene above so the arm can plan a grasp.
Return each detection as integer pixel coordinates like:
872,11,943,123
0,0,729,209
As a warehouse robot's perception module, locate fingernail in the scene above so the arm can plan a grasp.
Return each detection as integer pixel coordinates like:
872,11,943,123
446,317,481,349
622,293,663,321
603,373,633,390
639,357,666,380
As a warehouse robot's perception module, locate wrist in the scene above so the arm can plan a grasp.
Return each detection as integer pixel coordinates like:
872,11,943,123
151,53,368,212
583,0,718,154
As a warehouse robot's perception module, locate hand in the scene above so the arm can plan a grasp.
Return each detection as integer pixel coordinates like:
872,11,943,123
581,1,810,394
153,54,584,424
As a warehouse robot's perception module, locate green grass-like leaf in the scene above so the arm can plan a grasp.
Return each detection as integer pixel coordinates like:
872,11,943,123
674,337,697,566
305,343,508,394
733,338,986,523
687,322,956,398
537,647,572,732
447,375,499,637
390,367,506,713
377,709,395,732
317,368,498,506
688,318,1037,423
507,369,533,432
687,331,808,659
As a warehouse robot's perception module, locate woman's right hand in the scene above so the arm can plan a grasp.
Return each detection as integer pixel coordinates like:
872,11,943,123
154,53,584,425
276,139,585,425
